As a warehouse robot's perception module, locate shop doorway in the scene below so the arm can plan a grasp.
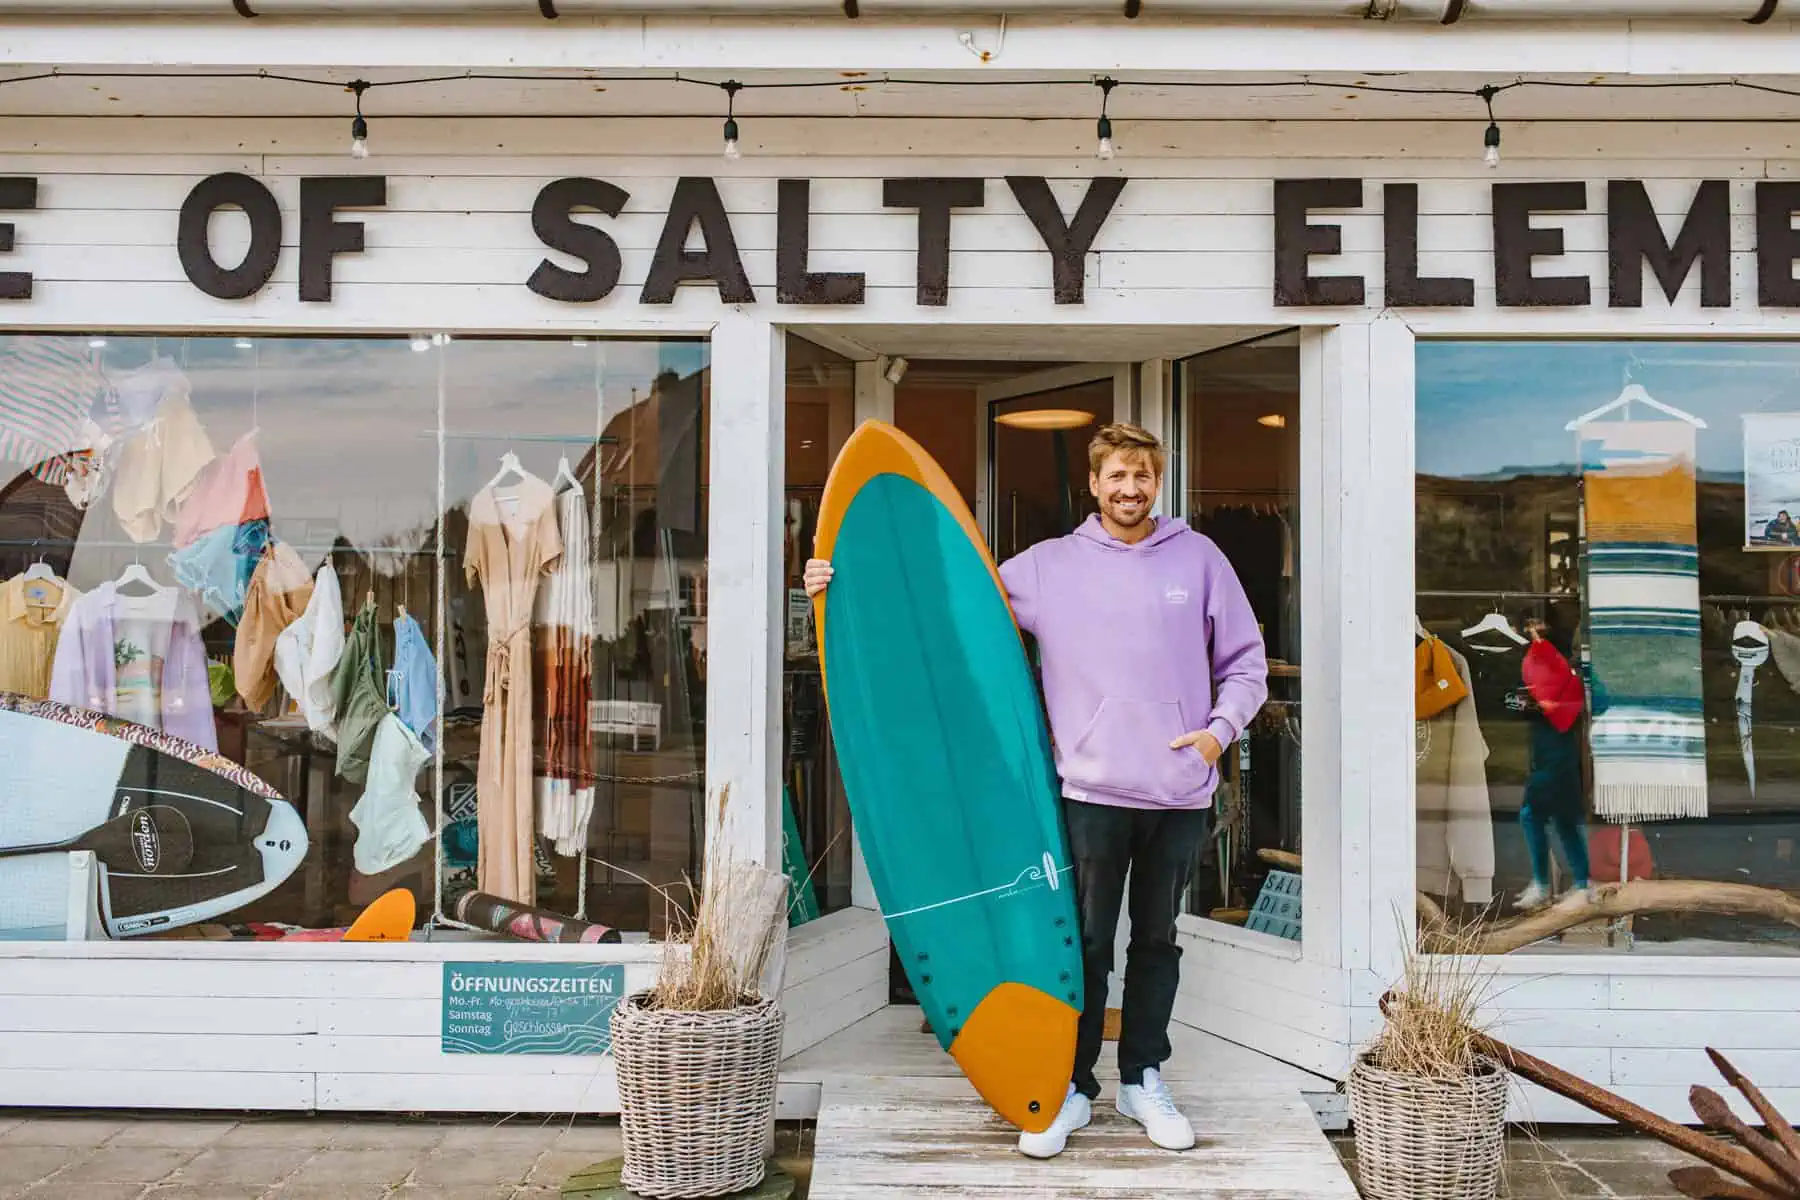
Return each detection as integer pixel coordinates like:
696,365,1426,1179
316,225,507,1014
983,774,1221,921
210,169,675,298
780,328,1308,1069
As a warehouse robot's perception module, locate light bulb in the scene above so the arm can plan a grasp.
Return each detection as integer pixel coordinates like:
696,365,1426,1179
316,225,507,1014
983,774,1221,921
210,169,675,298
1096,114,1115,161
722,116,741,160
1483,121,1500,169
1097,135,1115,161
350,114,369,160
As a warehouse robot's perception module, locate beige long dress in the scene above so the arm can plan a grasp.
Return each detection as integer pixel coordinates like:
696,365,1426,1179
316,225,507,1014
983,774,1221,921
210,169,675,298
464,472,563,905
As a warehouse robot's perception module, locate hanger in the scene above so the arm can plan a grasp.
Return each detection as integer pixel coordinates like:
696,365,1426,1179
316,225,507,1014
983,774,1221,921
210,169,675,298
114,560,165,597
553,453,580,492
1462,607,1526,646
1565,382,1707,431
22,540,57,584
485,451,527,492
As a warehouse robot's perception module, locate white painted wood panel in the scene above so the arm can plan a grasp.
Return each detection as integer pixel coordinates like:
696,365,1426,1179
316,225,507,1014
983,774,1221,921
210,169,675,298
0,1069,315,1111
0,995,314,1034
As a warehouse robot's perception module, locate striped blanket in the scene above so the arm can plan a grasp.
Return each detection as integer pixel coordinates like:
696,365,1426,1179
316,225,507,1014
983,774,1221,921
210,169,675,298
1579,417,1708,821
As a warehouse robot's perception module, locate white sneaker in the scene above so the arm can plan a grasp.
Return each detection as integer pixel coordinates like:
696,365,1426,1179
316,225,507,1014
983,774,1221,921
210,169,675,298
1514,881,1551,910
1117,1067,1195,1150
1017,1085,1090,1159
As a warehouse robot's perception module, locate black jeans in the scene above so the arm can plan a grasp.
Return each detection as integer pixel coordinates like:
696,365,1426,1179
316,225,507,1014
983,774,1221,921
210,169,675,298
1064,797,1211,1099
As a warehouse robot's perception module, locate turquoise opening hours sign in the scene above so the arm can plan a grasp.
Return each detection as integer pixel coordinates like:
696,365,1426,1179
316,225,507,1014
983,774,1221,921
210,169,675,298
441,962,626,1055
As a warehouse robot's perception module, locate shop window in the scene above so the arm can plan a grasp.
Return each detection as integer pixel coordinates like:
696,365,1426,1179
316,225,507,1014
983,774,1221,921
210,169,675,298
1415,339,1800,955
1172,333,1303,937
0,332,708,944
780,334,856,921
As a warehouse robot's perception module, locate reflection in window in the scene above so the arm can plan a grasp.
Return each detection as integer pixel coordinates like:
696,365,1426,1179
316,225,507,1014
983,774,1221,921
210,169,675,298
0,333,708,943
1416,340,1800,954
1173,333,1302,937
780,335,856,921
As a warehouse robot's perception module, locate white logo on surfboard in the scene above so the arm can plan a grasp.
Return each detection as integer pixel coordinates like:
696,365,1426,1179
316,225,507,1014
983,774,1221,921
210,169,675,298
885,853,1073,920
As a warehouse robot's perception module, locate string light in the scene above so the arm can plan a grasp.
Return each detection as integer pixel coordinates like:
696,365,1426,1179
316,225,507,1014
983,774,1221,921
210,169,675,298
348,79,370,159
721,80,743,161
1094,76,1118,161
1479,84,1501,169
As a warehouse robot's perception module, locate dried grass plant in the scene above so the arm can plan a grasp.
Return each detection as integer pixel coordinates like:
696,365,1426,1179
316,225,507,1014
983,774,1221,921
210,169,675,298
1365,908,1504,1081
589,783,791,1014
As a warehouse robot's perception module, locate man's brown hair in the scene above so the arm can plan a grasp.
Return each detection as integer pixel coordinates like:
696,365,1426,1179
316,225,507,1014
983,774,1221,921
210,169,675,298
1088,421,1166,477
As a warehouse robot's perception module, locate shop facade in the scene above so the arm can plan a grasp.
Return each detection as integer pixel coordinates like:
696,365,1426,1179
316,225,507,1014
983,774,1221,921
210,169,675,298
1,8,1799,1126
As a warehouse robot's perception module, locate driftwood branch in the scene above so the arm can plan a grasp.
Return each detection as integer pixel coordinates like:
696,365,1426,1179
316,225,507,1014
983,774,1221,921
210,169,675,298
1667,1165,1785,1200
1254,848,1800,956
1691,1087,1800,1195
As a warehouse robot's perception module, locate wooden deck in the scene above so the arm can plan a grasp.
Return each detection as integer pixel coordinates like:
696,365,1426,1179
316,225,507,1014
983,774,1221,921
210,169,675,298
791,1008,1357,1198
808,1076,1357,1198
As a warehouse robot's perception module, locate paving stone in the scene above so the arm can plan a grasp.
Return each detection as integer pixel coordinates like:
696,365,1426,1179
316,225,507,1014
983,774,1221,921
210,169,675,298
327,1121,451,1151
1498,1159,1616,1199
550,1125,622,1156
408,1147,543,1188
144,1184,271,1199
279,1147,425,1187
212,1121,344,1150
56,1145,201,1184
173,1146,320,1186
0,1116,128,1147
1550,1134,1702,1165
526,1149,612,1188
8,1184,147,1200
388,1188,515,1200
106,1120,240,1149
0,1145,81,1187
267,1183,393,1200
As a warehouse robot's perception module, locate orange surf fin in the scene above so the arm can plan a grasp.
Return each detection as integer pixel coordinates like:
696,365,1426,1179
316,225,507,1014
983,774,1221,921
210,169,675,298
343,888,416,942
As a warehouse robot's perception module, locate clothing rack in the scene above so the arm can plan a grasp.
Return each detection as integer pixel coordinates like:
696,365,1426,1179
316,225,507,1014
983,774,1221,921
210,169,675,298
428,431,620,445
0,537,436,558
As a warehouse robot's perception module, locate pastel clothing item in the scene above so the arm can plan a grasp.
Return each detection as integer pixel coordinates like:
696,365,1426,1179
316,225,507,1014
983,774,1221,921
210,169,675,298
110,369,216,544
465,473,563,905
330,598,388,786
168,517,269,627
233,541,315,711
173,431,270,549
388,611,439,751
349,712,432,875
0,574,78,699
48,581,216,750
1414,641,1495,905
274,565,345,737
0,337,113,488
533,479,596,858
997,514,1269,811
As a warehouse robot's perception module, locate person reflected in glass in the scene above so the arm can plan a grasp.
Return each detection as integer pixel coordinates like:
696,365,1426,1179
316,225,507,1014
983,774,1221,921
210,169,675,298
1764,510,1800,546
1511,614,1592,910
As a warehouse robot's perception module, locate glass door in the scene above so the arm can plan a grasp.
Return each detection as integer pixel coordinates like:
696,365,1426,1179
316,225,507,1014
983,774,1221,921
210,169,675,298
979,365,1131,558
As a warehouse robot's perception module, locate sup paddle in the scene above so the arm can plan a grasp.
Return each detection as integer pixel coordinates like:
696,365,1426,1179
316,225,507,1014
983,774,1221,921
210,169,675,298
0,805,195,875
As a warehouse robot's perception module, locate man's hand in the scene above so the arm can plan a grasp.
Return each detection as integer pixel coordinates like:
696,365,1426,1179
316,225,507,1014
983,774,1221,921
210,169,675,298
803,558,834,598
1170,729,1224,767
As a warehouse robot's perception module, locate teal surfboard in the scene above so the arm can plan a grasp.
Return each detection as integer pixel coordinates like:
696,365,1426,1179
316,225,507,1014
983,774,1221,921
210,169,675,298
813,419,1081,1134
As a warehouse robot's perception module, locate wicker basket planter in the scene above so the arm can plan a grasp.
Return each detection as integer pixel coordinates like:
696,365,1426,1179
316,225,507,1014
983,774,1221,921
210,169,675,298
1347,1050,1510,1200
610,991,786,1199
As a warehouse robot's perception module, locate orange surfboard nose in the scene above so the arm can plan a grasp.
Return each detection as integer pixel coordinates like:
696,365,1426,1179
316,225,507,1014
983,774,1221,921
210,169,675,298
948,981,1081,1134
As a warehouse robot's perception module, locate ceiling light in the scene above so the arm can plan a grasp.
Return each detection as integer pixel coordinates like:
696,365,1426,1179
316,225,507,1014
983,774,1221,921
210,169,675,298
995,408,1096,432
884,356,908,385
1257,414,1287,429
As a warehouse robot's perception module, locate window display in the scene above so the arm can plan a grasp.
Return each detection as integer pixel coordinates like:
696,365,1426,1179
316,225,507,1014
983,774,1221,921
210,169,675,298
1416,339,1800,954
0,332,710,943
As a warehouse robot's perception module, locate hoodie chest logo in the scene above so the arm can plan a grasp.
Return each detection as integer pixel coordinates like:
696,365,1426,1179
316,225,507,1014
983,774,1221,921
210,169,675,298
1164,584,1190,605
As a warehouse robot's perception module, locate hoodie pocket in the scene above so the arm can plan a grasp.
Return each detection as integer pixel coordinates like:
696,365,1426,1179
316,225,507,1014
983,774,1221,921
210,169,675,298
1058,697,1216,804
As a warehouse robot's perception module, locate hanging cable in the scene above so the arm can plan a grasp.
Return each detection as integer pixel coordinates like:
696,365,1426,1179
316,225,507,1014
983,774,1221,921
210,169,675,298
1095,76,1118,160
721,80,743,160
348,79,370,159
1479,84,1501,168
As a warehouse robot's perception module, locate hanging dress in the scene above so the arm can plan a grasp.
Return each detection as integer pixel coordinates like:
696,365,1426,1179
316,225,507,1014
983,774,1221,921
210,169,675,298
464,472,562,905
533,475,598,858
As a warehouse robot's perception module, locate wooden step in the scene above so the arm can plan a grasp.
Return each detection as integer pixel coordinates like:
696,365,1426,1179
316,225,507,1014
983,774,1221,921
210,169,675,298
808,1075,1358,1198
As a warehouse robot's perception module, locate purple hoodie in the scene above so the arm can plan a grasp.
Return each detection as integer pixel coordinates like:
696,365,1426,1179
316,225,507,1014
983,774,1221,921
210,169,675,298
998,514,1269,810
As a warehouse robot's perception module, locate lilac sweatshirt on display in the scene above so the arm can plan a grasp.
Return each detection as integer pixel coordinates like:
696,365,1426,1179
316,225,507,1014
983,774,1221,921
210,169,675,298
997,513,1269,811
48,581,217,751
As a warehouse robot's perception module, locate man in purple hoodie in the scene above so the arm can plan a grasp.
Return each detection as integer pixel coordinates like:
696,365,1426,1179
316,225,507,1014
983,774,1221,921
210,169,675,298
805,421,1269,1158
